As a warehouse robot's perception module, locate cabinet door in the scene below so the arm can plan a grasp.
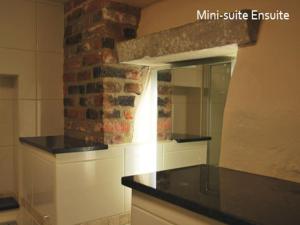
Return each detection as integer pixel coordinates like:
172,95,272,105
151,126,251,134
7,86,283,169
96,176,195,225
56,150,124,225
132,206,173,225
31,152,56,225
21,145,56,225
125,143,163,176
163,141,207,170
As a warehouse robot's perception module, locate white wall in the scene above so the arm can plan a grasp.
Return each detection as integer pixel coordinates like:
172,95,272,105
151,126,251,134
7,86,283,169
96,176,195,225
0,0,64,137
138,0,300,183
0,76,17,196
0,0,64,197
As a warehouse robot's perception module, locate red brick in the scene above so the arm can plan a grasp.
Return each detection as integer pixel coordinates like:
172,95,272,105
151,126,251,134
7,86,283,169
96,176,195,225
84,0,110,13
96,135,104,143
124,83,142,95
103,120,113,132
85,135,96,143
94,122,103,132
114,120,130,133
103,81,122,93
125,70,142,80
157,118,172,133
94,94,103,107
104,109,120,118
158,132,171,141
84,0,100,13
105,1,141,16
158,85,172,95
101,48,118,64
103,94,118,107
63,0,142,145
63,85,68,96
64,56,82,71
73,0,85,7
64,121,71,130
64,1,73,14
80,38,102,52
66,108,86,120
83,52,102,66
63,73,76,83
87,22,106,33
112,134,123,144
77,70,92,81
123,110,133,120
103,120,130,133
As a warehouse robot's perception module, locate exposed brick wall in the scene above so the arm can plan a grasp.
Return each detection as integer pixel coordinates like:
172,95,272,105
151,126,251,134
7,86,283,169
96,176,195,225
64,0,148,144
102,65,148,144
157,70,172,141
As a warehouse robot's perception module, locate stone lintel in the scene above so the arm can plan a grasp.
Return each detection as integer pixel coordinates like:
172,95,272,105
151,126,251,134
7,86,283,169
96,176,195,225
117,17,261,62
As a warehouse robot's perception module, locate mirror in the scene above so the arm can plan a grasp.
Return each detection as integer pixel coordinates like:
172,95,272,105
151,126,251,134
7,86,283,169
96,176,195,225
157,58,232,165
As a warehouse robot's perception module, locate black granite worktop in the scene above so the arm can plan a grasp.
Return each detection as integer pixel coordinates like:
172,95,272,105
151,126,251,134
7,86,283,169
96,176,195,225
0,197,19,211
171,133,211,143
20,135,108,154
122,165,300,225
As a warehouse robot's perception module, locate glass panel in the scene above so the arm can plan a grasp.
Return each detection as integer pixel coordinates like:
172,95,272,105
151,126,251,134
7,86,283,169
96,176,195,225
157,60,231,166
204,63,231,165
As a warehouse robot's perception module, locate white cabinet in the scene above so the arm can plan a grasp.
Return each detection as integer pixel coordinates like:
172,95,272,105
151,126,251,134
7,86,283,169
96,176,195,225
56,149,124,225
20,144,125,225
162,141,207,170
21,144,56,225
131,191,226,225
132,206,173,225
20,140,208,225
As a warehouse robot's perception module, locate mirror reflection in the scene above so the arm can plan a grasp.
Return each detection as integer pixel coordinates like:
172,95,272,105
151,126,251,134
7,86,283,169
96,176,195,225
157,58,232,164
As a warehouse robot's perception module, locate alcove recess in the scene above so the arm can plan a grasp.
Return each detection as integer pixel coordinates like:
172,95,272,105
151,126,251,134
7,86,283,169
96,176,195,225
0,75,18,200
116,9,261,143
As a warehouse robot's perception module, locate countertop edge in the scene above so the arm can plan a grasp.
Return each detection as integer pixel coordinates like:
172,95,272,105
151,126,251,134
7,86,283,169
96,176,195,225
121,176,255,225
170,134,211,143
19,136,108,155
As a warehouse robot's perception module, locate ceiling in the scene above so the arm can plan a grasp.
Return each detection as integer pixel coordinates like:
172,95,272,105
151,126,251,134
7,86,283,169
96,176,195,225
53,0,161,8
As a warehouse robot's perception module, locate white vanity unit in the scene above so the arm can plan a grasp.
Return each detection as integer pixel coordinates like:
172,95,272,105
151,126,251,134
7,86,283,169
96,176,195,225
19,136,208,225
130,191,225,225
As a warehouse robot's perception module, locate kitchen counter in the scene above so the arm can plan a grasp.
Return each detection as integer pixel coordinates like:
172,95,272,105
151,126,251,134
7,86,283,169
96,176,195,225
0,197,19,211
122,164,300,225
19,135,108,154
171,133,211,143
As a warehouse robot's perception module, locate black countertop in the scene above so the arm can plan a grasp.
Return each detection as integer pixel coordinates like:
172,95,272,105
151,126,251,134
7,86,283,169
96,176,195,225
122,165,300,225
0,197,19,211
171,133,211,143
19,135,108,154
